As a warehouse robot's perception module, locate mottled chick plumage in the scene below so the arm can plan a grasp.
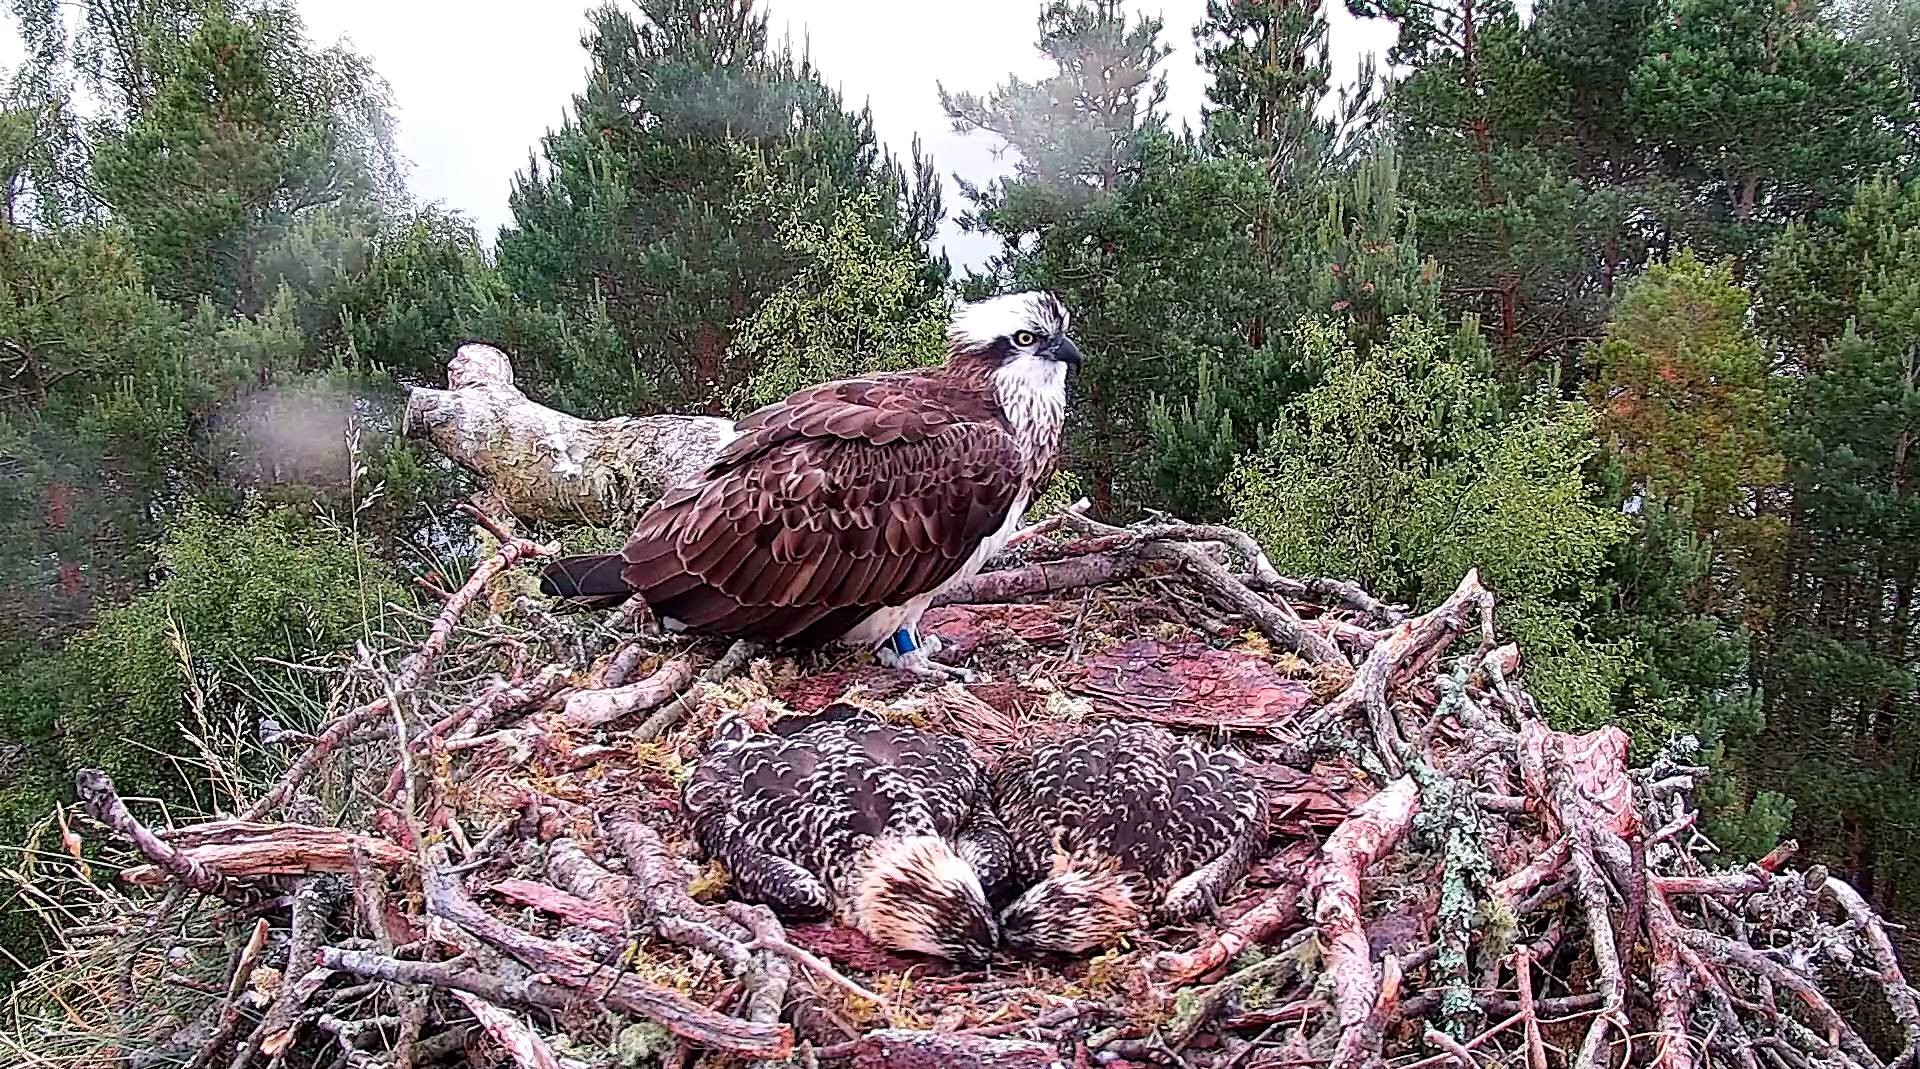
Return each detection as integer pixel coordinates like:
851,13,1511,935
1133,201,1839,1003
991,720,1269,955
682,704,1013,964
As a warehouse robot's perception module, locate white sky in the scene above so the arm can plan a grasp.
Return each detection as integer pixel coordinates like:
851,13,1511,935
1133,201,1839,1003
5,1,1395,270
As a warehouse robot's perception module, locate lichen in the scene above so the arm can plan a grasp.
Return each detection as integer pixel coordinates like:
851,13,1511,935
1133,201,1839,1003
1412,664,1496,1038
613,1021,674,1066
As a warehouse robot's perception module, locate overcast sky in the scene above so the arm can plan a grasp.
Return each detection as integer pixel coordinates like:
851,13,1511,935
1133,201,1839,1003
6,1,1395,270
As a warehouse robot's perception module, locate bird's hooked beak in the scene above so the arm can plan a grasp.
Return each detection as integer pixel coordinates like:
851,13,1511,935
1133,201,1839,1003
1047,335,1083,369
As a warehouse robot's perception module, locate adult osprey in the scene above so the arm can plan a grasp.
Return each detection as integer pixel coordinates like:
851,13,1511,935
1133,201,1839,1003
990,721,1269,955
682,704,1012,965
538,292,1082,680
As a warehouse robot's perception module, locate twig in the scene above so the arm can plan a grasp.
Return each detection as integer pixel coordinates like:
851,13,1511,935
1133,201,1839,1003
932,551,1143,607
1311,777,1422,1069
419,845,792,1058
729,903,894,1015
1058,512,1345,665
185,918,271,1069
241,699,395,821
75,769,240,901
233,876,332,1068
246,511,553,821
1422,1027,1478,1069
1515,948,1547,1069
1680,928,1884,1069
452,990,564,1069
634,639,761,741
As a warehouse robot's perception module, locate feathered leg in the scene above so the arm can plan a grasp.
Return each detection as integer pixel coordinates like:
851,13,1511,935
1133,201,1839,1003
956,786,1016,905
722,844,832,923
1160,795,1270,923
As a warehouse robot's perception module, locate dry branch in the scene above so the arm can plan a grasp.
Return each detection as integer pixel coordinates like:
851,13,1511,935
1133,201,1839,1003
75,768,241,900
20,347,1919,1069
421,845,793,1059
403,341,734,526
560,658,694,727
1311,776,1422,1069
452,990,565,1069
823,1030,1067,1068
119,822,408,887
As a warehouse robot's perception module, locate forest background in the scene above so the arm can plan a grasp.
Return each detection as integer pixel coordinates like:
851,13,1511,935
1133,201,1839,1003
2,0,1917,987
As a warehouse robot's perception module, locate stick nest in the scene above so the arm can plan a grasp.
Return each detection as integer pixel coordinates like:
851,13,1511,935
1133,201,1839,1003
6,505,1917,1069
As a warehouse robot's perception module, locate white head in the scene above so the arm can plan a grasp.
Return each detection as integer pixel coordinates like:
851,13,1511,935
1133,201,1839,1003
851,835,1000,966
946,291,1081,470
998,868,1146,956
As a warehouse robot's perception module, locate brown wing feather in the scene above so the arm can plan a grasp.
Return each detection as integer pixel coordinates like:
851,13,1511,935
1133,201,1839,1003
620,373,1024,646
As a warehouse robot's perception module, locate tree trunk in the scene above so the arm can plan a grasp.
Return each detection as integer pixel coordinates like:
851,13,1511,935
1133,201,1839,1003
403,342,735,528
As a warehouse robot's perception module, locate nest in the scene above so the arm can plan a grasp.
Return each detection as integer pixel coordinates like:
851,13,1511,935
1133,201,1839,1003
6,504,1918,1069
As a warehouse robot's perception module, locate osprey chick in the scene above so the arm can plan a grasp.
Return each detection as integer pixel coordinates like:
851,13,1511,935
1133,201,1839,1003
538,292,1083,682
991,721,1268,955
682,704,1014,965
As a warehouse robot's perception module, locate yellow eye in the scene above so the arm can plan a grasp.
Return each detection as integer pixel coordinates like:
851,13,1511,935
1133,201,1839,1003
1013,330,1037,347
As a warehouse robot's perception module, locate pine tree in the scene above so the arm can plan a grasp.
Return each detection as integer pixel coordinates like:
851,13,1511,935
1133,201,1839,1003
72,0,402,314
941,0,1169,209
497,0,940,415
945,2,1296,514
1348,0,1607,375
1741,176,1920,912
1589,251,1784,548
1628,0,1910,259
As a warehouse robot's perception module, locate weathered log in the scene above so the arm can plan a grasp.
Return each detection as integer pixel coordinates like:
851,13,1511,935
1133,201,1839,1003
404,342,734,526
76,769,241,900
120,822,409,886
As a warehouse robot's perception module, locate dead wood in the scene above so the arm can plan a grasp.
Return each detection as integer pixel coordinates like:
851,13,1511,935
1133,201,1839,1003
119,822,408,887
28,358,1918,1069
560,658,693,727
75,768,241,901
403,342,734,526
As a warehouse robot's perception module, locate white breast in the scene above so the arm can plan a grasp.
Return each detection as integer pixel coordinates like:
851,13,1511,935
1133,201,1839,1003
838,491,1029,649
836,352,1065,650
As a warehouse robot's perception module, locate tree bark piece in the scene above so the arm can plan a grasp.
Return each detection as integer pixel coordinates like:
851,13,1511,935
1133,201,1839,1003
76,769,241,900
490,878,621,935
1309,776,1422,1069
120,822,409,887
404,342,734,526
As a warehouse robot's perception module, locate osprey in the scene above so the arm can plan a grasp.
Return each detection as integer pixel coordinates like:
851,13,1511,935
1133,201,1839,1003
991,721,1269,955
681,704,1013,966
537,292,1082,680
